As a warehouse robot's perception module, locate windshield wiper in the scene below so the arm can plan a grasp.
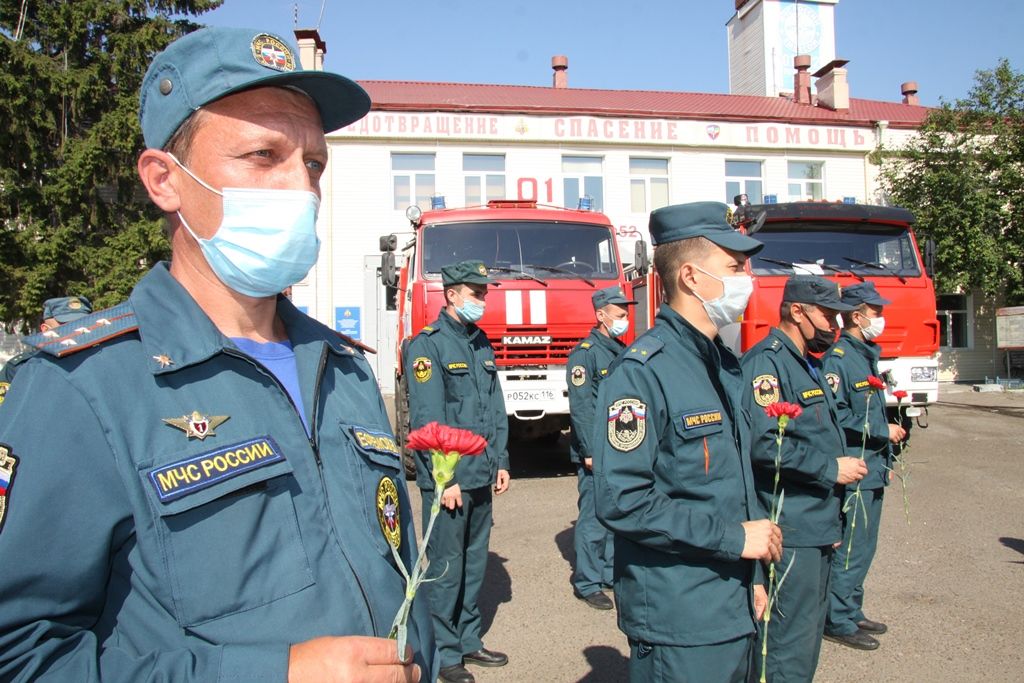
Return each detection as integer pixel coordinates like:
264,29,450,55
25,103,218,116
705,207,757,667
486,265,548,286
842,257,907,284
757,257,864,281
523,264,594,287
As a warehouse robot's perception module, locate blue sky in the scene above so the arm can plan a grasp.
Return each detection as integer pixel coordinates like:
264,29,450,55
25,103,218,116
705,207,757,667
192,0,1024,106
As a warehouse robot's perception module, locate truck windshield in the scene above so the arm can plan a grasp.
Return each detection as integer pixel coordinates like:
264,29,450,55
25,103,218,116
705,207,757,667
750,222,922,277
421,221,620,280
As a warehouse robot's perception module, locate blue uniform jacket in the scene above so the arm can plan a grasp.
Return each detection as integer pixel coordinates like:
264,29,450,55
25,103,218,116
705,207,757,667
0,263,436,682
742,328,846,547
823,331,893,490
567,328,624,464
404,311,509,490
594,305,763,647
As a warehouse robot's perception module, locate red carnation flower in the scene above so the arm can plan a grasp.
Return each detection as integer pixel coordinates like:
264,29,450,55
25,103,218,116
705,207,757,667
406,421,487,456
867,375,886,390
892,389,908,401
764,402,803,420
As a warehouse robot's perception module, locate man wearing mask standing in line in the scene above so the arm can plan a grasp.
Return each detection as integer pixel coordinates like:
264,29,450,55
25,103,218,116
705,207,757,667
405,259,510,683
594,202,782,682
823,281,906,650
0,27,434,682
743,274,869,682
566,286,637,611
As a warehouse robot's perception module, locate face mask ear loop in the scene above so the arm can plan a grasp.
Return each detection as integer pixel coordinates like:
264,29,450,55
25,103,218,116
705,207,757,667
166,152,224,196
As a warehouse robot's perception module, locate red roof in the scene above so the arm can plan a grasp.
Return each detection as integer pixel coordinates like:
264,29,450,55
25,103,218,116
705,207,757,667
358,81,930,129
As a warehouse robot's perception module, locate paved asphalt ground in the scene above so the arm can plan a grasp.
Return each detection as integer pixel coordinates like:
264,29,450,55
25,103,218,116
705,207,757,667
393,385,1024,682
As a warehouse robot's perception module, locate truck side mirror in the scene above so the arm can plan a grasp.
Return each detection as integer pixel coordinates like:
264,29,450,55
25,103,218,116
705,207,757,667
634,240,650,277
380,252,397,287
924,238,936,278
379,234,398,253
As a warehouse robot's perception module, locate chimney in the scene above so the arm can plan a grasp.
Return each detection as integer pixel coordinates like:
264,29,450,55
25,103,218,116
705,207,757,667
813,59,850,112
293,28,326,71
901,81,920,105
793,55,812,105
552,55,568,89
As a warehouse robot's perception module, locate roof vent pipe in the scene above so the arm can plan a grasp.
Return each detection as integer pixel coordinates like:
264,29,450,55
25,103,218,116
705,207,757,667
552,55,568,89
901,81,920,105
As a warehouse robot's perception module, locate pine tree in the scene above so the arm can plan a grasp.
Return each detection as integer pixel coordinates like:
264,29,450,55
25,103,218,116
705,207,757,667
0,0,222,330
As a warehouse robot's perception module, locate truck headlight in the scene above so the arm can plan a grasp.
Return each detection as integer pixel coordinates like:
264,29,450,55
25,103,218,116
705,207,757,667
910,366,937,383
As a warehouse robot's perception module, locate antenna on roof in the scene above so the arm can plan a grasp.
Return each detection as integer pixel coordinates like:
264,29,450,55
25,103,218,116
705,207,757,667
317,0,328,29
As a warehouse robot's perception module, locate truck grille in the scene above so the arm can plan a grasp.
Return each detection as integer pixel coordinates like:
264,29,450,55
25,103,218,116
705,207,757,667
491,336,578,365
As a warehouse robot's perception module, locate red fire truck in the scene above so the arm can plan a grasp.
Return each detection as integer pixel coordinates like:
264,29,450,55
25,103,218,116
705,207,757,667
380,199,644,474
633,201,939,420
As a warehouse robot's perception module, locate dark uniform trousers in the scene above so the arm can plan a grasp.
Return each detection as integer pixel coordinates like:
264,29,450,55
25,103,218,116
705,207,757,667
823,331,893,637
567,329,622,595
628,635,754,683
405,311,509,669
743,329,848,683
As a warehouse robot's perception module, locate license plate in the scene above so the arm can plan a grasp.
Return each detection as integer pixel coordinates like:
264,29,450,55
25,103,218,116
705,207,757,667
505,390,555,403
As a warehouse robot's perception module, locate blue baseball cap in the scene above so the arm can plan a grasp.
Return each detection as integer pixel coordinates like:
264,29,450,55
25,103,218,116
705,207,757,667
782,275,856,311
43,296,93,324
840,281,891,307
441,260,496,286
140,27,371,149
592,286,637,309
649,201,763,255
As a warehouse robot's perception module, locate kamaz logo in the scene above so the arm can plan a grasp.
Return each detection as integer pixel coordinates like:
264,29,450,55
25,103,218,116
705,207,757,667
501,335,552,345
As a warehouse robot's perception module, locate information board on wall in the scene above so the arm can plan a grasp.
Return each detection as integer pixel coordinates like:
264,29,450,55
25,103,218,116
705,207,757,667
996,307,1024,349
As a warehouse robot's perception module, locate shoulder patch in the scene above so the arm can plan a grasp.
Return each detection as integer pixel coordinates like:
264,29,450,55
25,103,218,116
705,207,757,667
24,302,137,358
826,372,841,394
0,382,8,406
411,357,432,383
607,398,647,452
623,335,665,365
0,444,18,533
752,374,780,407
570,365,587,386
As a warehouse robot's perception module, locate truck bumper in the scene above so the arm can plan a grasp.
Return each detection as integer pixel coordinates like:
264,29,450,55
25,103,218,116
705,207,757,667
497,367,569,420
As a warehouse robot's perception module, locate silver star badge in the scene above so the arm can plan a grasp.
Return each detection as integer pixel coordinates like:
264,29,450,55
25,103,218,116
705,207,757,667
153,354,174,368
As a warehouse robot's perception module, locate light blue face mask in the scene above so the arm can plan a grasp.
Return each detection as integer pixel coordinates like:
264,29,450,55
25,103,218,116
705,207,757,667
169,154,321,298
606,318,629,338
453,292,485,324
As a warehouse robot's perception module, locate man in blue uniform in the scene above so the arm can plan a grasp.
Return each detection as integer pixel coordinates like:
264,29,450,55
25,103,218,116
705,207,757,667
0,27,434,682
743,275,869,682
0,296,93,388
405,259,510,683
594,202,782,683
567,285,637,610
824,281,906,650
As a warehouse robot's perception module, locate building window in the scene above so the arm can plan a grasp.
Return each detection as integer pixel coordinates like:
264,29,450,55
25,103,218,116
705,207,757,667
937,293,971,349
725,160,764,205
629,157,670,213
562,155,604,211
464,154,506,205
787,161,824,201
392,153,435,211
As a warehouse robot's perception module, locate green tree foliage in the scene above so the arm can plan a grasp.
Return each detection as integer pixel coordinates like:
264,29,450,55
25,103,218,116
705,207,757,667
0,0,221,330
877,59,1024,305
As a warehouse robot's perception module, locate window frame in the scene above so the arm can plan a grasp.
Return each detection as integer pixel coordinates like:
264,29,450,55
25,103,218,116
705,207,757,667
629,156,671,214
462,153,506,206
936,293,973,350
724,158,764,205
391,152,436,211
561,155,605,211
786,160,825,202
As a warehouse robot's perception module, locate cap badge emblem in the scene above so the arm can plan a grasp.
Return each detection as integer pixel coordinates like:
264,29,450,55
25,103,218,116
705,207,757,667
251,33,295,72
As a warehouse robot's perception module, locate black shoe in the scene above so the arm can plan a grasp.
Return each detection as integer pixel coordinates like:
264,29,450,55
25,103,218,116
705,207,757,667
823,629,880,651
463,648,509,667
439,664,475,683
574,588,614,610
857,618,888,634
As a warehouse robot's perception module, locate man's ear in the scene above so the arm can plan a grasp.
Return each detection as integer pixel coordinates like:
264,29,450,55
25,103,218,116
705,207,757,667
677,261,698,294
137,149,182,213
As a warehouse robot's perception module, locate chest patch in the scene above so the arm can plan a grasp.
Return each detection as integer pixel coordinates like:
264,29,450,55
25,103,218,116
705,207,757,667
376,476,401,549
853,379,870,391
0,445,18,533
447,361,469,371
148,436,284,504
826,373,841,394
752,374,780,407
607,398,647,452
412,357,432,383
352,427,401,458
570,365,587,387
682,410,723,430
0,382,8,406
800,387,825,401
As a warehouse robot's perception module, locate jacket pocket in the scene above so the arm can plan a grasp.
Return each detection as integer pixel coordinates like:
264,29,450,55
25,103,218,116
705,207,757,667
141,435,313,628
671,408,727,484
340,423,407,558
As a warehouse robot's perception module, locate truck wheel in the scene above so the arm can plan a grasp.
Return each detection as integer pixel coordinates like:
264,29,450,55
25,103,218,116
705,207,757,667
395,372,417,480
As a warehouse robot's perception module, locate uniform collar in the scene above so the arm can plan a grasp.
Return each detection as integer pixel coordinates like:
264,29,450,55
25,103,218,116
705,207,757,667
434,308,479,339
839,330,880,360
768,327,813,365
132,262,355,375
655,304,730,364
589,327,625,352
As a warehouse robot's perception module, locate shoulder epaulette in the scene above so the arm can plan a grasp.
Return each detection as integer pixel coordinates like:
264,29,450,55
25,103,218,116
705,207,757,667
766,338,783,353
623,335,664,364
24,302,137,358
419,324,439,335
333,330,376,355
580,341,592,349
831,346,845,356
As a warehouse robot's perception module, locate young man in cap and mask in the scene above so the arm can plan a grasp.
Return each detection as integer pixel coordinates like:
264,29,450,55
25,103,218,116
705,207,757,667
405,259,510,683
567,286,637,610
0,296,93,387
742,274,869,682
0,27,434,682
593,202,782,682
823,281,906,650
